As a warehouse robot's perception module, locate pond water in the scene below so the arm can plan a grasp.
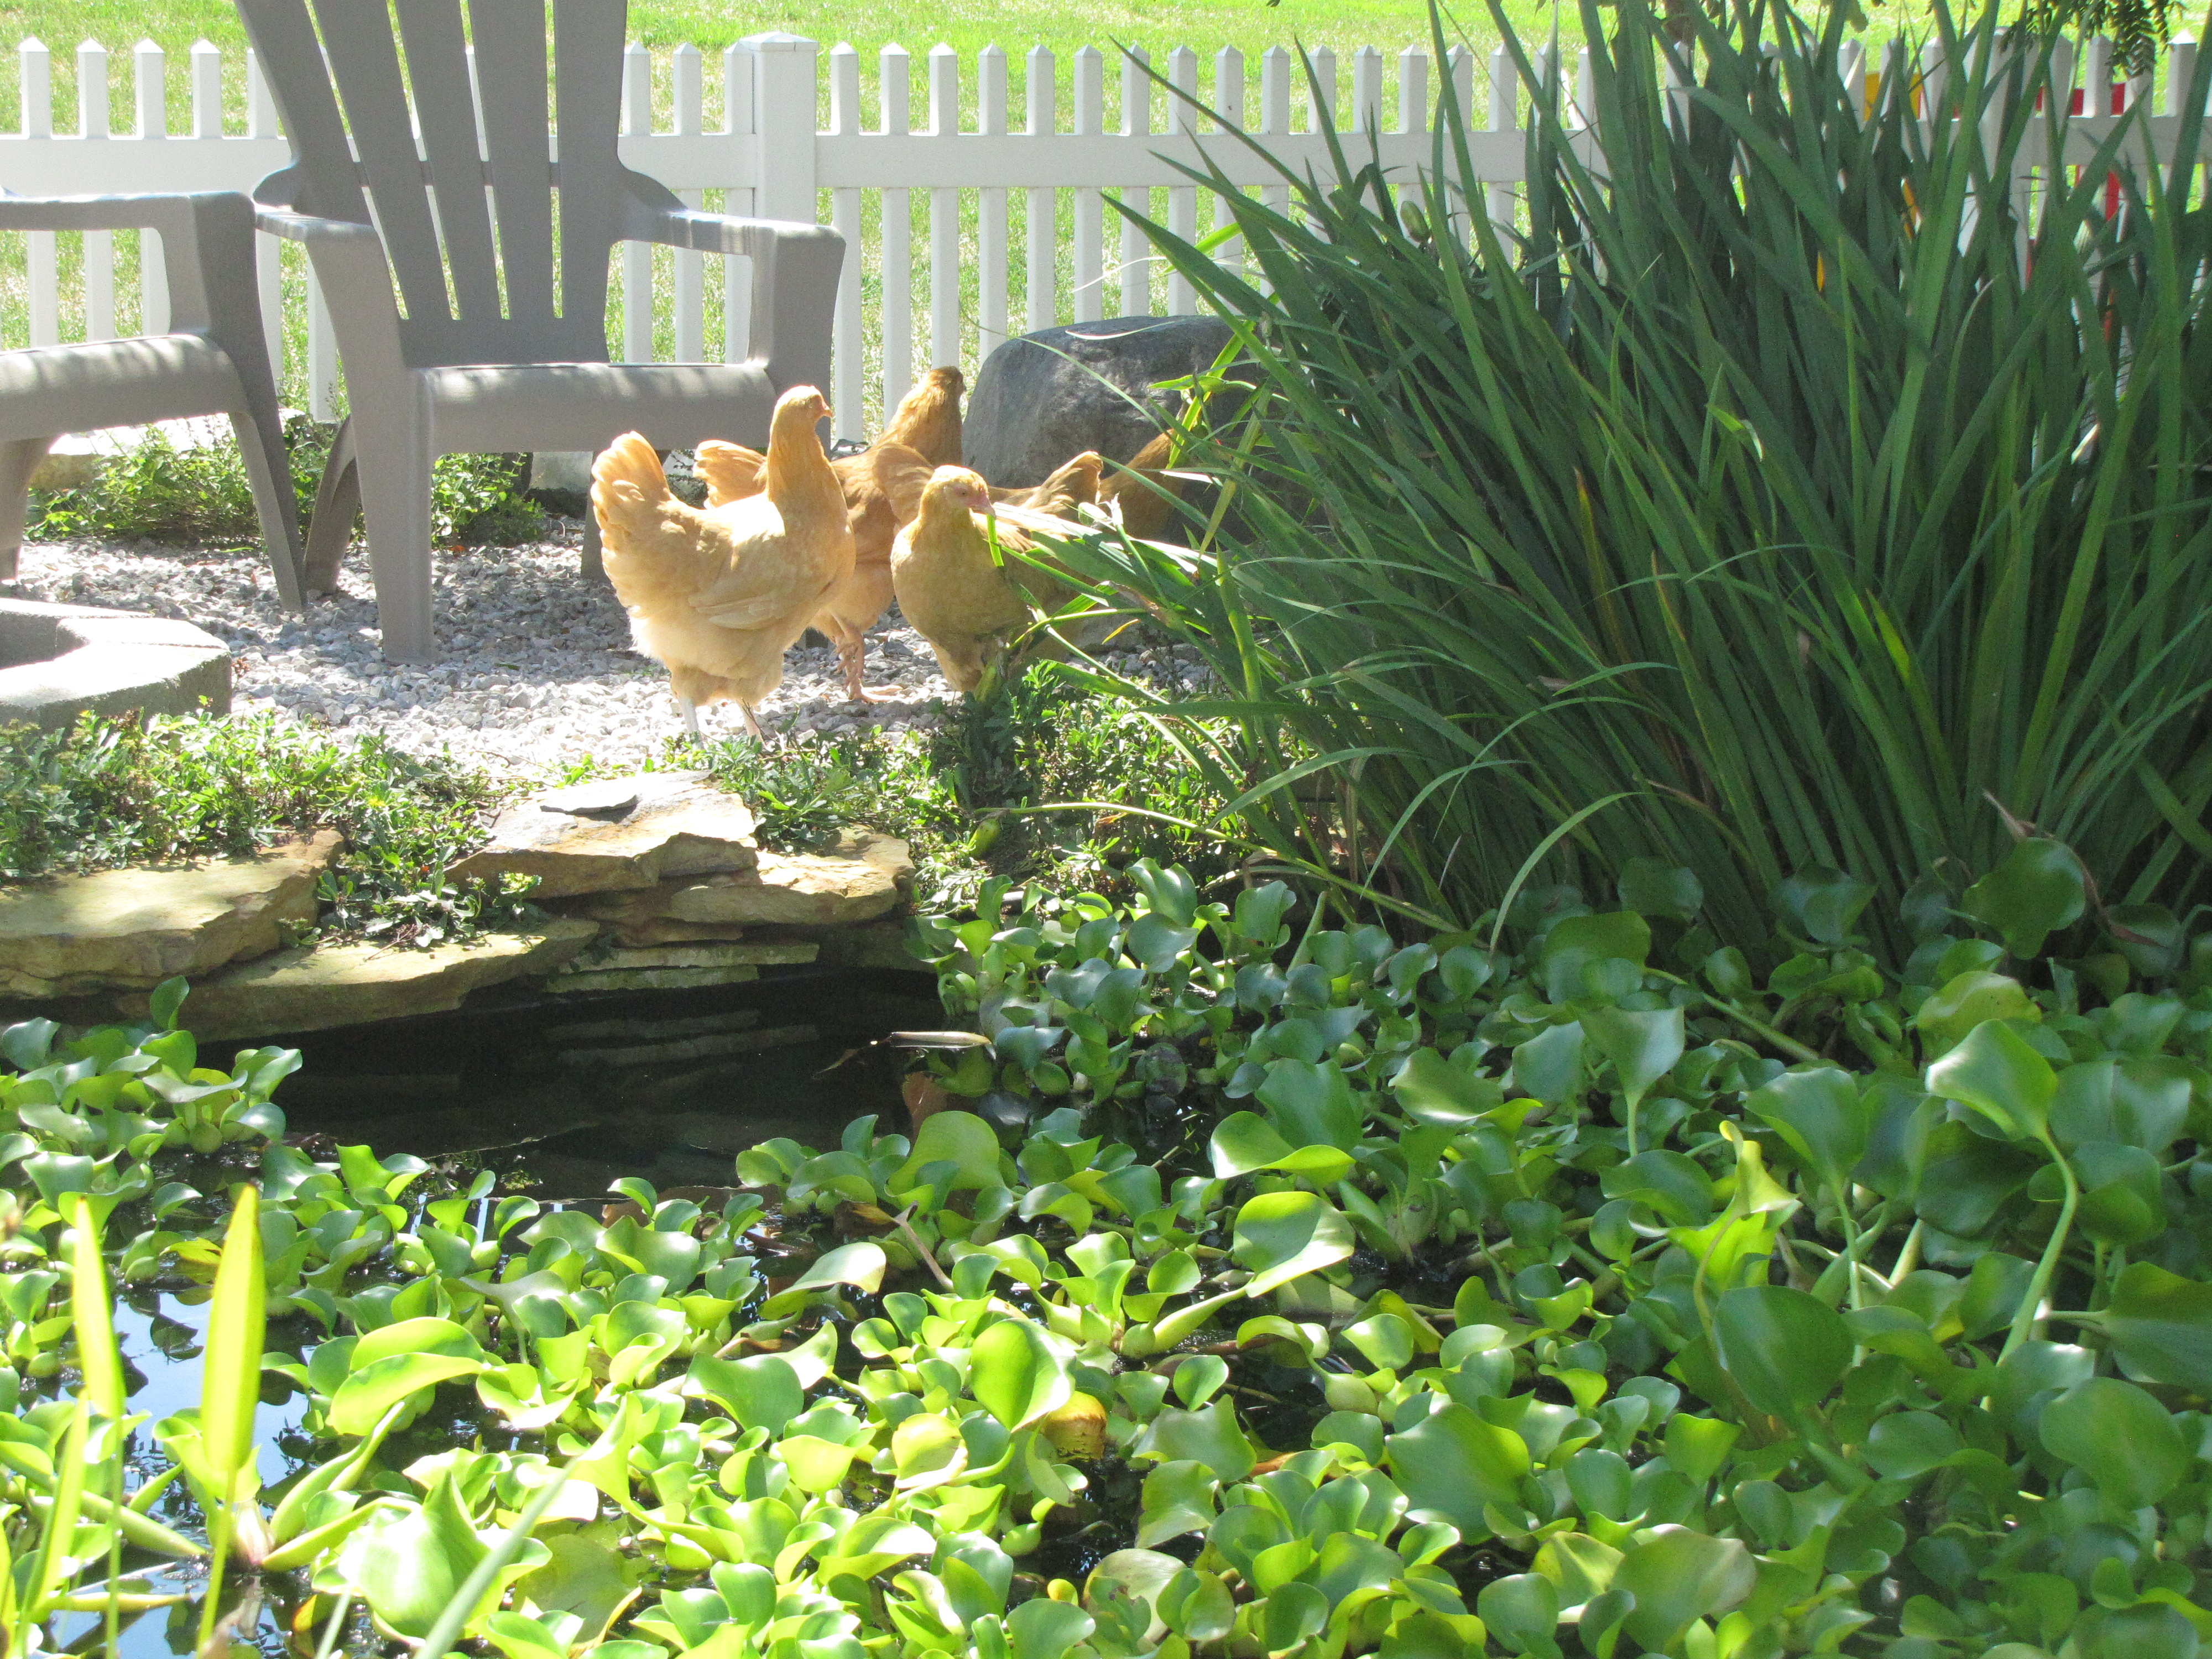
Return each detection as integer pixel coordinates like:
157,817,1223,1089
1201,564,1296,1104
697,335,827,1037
45,964,941,1657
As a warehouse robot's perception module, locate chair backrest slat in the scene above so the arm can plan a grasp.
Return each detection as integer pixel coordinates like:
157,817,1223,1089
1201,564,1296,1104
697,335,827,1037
468,0,556,323
234,0,369,223
550,0,626,331
237,0,638,366
309,0,454,327
391,0,500,323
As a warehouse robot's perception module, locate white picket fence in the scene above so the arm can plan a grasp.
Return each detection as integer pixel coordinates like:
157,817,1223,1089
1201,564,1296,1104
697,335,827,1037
0,30,2206,439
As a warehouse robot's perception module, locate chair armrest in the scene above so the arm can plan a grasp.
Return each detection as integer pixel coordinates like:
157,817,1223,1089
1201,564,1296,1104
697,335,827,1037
624,202,844,399
0,190,215,238
0,191,272,336
255,208,408,384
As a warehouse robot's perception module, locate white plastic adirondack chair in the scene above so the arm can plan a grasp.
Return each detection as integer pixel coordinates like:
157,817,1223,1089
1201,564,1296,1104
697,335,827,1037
234,0,844,663
0,190,305,606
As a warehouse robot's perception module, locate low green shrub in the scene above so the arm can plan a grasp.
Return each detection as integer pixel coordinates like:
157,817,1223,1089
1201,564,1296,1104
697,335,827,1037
29,418,544,548
4,842,2207,1656
0,712,535,943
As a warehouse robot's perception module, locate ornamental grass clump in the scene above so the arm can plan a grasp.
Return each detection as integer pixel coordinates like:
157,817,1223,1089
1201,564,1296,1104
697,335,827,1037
1068,0,2212,961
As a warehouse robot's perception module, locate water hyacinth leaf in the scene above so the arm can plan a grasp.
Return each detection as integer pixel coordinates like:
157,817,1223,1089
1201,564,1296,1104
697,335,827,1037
1926,1020,2057,1142
969,1316,1072,1428
2051,1057,2193,1156
1864,1411,1965,1480
1157,1568,1235,1641
1135,1401,1256,1483
2039,1378,2192,1509
1618,859,1703,920
1509,1020,1584,1107
2071,1603,2201,1659
1254,1058,1364,1150
1540,911,1651,1002
329,1351,490,1437
1006,1595,1094,1659
1208,1112,1354,1185
1385,1402,1530,1538
1532,1531,1623,1611
1747,1067,1874,1193
1231,1190,1355,1295
1582,1005,1684,1099
2070,1141,2168,1247
688,1354,804,1434
1599,1150,1715,1226
1391,1047,1504,1125
2077,1262,2212,1391
337,1469,546,1640
1125,912,1201,972
1477,1573,1562,1658
759,1241,888,1318
1915,972,2039,1058
1261,1581,1329,1652
1772,868,1874,946
1138,1459,1219,1545
1961,838,2086,959
1086,1548,1184,1645
892,1111,1006,1193
1611,1526,1756,1653
1171,1353,1230,1408
1713,1286,1851,1417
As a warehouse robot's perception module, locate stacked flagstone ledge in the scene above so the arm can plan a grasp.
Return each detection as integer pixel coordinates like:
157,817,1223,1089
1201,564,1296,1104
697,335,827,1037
0,769,916,1040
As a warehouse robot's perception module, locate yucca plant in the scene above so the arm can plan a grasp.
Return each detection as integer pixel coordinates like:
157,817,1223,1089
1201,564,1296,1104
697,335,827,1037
1062,0,2212,961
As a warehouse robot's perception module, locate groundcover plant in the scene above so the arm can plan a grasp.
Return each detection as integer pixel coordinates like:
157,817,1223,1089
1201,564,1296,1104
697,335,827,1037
2,850,2208,1657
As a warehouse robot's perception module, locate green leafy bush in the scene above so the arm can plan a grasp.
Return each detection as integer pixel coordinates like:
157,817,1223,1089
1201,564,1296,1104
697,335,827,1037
1070,0,2212,961
29,419,544,548
0,712,535,943
6,843,2210,1655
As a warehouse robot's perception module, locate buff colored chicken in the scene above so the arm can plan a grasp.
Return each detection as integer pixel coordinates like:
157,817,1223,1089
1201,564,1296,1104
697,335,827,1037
991,450,1103,518
893,466,1095,695
1099,431,1190,540
693,367,966,700
591,386,852,740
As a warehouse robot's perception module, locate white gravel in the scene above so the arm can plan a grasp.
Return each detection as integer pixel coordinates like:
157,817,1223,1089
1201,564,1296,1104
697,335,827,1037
8,523,1213,781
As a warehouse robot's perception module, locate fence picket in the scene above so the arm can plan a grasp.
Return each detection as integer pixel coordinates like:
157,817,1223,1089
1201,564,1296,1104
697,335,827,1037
1025,46,1056,335
1072,46,1104,322
19,39,56,348
671,43,705,365
978,45,1009,357
828,41,861,421
1166,46,1198,313
880,43,914,410
1213,47,1245,275
78,39,113,343
724,41,758,369
1120,46,1152,315
928,44,960,374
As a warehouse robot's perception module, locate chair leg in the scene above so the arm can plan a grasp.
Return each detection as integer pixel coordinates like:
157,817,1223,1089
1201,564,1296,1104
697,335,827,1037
302,418,362,595
0,436,56,585
228,409,306,612
351,406,438,664
582,509,603,581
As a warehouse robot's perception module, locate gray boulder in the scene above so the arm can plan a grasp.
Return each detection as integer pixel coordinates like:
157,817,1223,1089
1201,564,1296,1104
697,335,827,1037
964,315,1234,488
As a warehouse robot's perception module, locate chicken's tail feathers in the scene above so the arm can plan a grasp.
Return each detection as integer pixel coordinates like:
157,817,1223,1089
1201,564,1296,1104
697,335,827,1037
591,433,675,542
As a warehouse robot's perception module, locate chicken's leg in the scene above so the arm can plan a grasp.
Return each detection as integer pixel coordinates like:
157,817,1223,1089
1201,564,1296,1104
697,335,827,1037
739,702,766,742
832,622,902,703
677,697,704,742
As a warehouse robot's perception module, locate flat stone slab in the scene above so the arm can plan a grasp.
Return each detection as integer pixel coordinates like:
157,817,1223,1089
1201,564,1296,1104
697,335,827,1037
604,916,756,949
116,918,600,1040
0,597,232,732
574,831,913,930
447,771,758,899
0,830,342,998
